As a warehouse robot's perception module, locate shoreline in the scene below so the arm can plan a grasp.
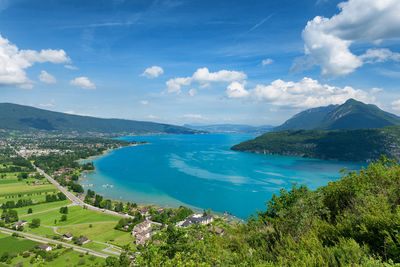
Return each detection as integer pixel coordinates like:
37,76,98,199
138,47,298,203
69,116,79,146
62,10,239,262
79,143,142,163
76,142,209,216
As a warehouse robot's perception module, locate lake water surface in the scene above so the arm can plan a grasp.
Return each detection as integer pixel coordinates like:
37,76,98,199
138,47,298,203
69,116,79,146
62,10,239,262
81,134,364,219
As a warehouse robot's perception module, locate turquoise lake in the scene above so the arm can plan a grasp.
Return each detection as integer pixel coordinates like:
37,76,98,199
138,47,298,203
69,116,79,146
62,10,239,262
80,133,364,219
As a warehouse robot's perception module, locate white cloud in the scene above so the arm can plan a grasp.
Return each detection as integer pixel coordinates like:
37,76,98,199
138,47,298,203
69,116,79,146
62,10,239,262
183,114,203,119
38,70,56,84
360,49,400,64
64,65,78,70
262,58,273,66
19,83,33,90
0,33,70,88
141,66,164,78
188,88,197,96
166,77,192,94
296,0,400,76
371,87,383,94
226,77,374,108
70,77,96,89
140,100,149,105
391,99,400,111
226,81,249,98
166,67,247,94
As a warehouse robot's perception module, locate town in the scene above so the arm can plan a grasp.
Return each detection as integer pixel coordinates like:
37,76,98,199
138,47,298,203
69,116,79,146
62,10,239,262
0,133,230,266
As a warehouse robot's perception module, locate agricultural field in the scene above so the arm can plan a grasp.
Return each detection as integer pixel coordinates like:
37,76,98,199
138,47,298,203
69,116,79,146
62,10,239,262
23,205,120,227
15,199,72,216
0,234,39,254
3,246,106,267
58,221,133,246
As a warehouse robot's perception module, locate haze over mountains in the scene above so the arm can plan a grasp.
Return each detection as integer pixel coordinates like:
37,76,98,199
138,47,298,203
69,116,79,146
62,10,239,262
0,103,200,135
274,99,400,131
184,124,274,134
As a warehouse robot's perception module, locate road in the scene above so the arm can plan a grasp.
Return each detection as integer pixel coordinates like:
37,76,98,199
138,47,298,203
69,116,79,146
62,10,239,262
34,166,133,218
0,227,115,258
10,144,133,219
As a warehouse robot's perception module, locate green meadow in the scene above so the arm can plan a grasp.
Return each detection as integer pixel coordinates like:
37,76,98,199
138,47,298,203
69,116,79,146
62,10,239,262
0,235,39,254
15,199,72,216
23,205,120,226
58,221,133,246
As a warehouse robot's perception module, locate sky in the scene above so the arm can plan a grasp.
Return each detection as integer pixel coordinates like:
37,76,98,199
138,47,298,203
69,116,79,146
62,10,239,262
0,0,399,126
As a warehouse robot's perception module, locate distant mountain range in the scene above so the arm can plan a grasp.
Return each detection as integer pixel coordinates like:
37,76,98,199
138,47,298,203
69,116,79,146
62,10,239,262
232,99,400,162
184,124,274,134
274,99,400,131
0,103,201,135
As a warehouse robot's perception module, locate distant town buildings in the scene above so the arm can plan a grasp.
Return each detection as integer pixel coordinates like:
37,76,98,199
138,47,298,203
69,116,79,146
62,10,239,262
132,220,161,245
176,214,214,228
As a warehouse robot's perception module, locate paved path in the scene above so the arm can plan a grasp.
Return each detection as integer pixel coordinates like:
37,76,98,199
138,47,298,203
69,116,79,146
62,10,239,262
20,203,77,218
0,227,116,258
11,145,133,219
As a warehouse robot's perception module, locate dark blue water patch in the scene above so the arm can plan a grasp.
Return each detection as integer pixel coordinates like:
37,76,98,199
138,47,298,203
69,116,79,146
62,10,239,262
81,133,364,219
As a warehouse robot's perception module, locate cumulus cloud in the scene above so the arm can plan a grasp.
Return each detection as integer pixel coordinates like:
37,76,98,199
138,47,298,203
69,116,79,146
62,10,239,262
141,66,164,78
70,77,96,89
140,100,149,105
296,0,400,76
0,34,70,88
166,77,192,94
166,67,247,94
262,58,273,66
226,77,373,108
226,81,249,98
38,70,56,84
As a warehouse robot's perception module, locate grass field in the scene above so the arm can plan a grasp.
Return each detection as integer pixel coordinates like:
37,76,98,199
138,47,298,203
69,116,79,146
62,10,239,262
0,182,57,197
16,199,72,216
6,248,106,267
0,235,39,254
59,222,133,246
0,194,48,205
23,205,120,226
0,179,19,185
25,226,57,237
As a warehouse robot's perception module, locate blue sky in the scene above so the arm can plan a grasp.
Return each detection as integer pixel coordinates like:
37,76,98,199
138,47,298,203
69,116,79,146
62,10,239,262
0,0,399,125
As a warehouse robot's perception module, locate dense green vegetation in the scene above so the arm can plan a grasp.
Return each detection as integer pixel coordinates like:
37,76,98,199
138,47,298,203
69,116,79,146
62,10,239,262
232,126,400,161
274,98,400,131
0,102,201,135
133,158,400,266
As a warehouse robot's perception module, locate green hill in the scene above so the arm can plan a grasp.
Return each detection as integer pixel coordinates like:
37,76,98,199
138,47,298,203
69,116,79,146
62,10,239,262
274,99,400,131
231,126,400,162
0,103,201,135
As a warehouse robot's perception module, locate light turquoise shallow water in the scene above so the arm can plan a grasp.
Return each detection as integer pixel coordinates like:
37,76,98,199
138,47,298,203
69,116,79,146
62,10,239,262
80,133,364,219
